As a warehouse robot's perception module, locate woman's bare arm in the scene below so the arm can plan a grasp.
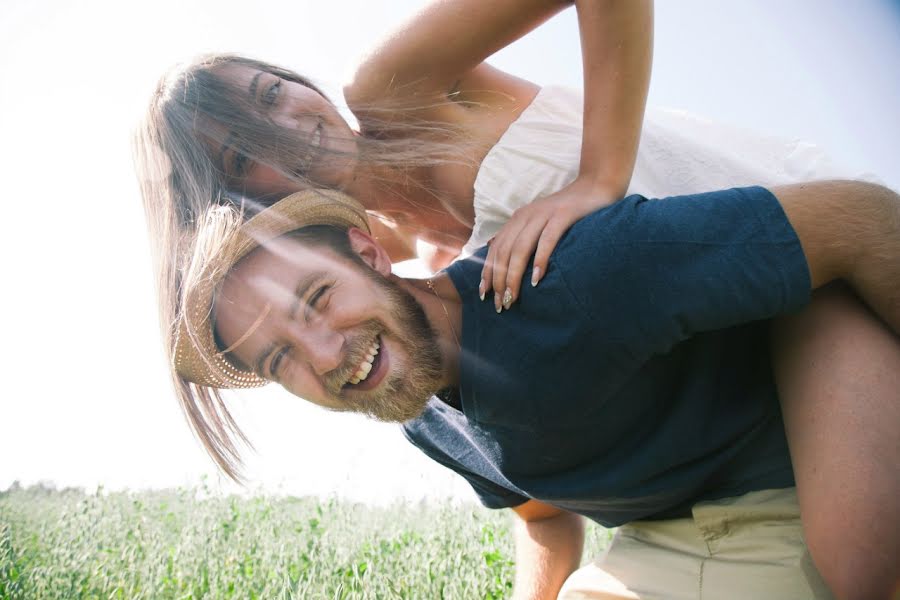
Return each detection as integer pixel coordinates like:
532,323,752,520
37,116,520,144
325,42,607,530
345,0,572,117
576,0,653,200
479,0,654,307
347,0,655,308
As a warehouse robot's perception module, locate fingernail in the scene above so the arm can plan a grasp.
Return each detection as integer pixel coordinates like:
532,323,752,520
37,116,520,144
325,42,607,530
502,288,513,310
479,279,486,301
531,266,541,287
494,292,502,313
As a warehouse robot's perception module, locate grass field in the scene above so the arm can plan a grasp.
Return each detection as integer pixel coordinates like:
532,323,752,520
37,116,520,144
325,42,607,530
0,486,612,599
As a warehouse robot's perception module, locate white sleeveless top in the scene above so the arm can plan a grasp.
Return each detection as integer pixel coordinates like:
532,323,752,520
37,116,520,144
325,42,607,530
464,85,858,256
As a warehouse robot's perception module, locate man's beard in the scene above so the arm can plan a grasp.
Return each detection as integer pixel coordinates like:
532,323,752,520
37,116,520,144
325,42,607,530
322,273,443,423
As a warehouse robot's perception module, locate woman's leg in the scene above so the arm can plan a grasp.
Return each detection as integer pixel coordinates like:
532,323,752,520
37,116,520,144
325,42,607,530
772,283,900,600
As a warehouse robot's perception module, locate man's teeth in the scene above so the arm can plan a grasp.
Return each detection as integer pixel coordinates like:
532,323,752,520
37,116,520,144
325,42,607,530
348,339,380,385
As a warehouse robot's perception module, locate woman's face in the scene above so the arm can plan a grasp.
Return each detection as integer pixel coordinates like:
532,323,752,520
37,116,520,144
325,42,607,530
208,64,358,198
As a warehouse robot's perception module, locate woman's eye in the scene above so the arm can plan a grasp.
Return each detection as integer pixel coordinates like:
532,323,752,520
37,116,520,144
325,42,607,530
263,80,281,106
232,150,254,179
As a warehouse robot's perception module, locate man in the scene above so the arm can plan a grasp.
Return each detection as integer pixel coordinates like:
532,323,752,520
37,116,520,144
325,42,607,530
174,183,900,599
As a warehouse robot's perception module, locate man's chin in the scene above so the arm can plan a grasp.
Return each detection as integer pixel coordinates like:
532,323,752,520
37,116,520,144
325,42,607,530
360,392,431,424
339,374,433,423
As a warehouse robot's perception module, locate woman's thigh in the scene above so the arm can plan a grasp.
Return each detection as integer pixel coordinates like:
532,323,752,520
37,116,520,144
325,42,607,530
771,283,900,600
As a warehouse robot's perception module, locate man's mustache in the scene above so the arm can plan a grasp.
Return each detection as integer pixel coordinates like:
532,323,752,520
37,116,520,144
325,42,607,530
322,321,383,396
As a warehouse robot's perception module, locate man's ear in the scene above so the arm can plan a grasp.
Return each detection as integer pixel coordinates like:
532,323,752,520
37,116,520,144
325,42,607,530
347,227,393,276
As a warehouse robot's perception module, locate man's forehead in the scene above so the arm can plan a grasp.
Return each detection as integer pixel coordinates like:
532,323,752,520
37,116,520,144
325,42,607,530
238,236,330,274
213,235,355,354
225,247,316,301
213,241,325,352
223,236,354,300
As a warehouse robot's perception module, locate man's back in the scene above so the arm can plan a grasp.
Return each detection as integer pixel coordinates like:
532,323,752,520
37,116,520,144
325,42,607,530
405,187,809,526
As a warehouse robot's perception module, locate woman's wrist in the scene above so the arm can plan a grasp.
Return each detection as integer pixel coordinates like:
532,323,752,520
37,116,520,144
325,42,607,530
571,173,628,208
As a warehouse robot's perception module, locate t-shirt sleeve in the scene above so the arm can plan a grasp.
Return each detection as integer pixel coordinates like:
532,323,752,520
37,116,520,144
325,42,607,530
557,186,811,359
401,420,529,510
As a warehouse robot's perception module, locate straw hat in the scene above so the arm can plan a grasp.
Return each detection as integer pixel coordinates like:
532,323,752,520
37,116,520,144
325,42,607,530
173,189,371,389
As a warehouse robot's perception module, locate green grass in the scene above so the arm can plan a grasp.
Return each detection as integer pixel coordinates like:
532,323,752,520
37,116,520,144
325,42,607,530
0,486,612,599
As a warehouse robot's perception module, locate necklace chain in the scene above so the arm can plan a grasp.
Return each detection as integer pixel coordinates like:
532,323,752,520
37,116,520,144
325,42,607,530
425,278,461,350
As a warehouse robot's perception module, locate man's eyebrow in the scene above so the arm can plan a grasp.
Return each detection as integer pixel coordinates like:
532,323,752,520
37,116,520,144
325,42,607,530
249,71,264,99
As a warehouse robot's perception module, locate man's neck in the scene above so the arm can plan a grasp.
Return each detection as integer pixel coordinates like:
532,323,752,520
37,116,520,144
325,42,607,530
400,273,462,389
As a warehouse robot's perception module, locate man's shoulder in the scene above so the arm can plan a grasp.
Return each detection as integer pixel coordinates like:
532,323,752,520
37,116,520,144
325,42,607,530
445,249,485,300
402,398,466,451
551,186,789,280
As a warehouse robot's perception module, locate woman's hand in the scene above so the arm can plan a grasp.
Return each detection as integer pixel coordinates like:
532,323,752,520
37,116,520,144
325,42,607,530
478,0,653,311
479,177,620,311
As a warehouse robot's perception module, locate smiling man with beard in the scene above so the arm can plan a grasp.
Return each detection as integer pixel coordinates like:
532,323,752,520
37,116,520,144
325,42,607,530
214,224,445,423
173,183,900,600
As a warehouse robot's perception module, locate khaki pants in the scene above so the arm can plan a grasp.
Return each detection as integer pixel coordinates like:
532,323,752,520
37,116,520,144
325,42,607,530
558,488,834,600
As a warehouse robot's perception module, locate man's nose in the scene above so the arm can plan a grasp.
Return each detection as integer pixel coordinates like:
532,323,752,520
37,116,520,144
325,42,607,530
289,323,344,376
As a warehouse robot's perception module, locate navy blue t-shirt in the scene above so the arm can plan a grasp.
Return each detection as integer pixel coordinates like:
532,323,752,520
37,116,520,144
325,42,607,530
403,186,811,527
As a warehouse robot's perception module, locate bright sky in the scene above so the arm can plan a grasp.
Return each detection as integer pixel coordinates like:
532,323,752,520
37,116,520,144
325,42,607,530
1,0,897,503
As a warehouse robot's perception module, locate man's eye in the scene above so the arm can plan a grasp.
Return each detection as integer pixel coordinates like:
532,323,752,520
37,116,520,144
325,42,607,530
263,80,281,106
305,285,331,322
269,347,289,379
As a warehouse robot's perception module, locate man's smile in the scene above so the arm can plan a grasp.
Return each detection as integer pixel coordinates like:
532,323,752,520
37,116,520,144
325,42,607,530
342,334,388,392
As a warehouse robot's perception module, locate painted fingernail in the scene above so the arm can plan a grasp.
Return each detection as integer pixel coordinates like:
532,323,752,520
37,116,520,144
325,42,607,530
494,292,502,313
479,279,486,301
531,266,541,287
502,288,513,309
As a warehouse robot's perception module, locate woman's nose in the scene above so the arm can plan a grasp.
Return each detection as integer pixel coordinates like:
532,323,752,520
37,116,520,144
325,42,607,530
271,104,315,133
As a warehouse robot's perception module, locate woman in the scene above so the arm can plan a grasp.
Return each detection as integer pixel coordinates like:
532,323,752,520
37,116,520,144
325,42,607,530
134,1,897,597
